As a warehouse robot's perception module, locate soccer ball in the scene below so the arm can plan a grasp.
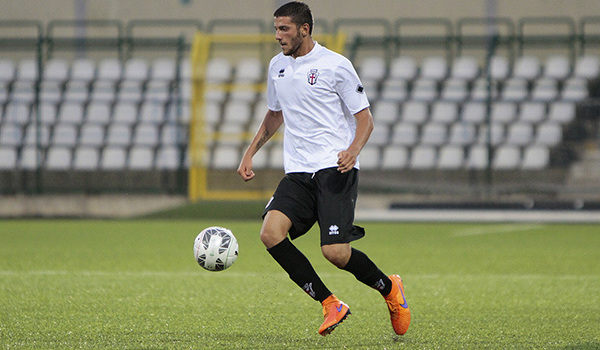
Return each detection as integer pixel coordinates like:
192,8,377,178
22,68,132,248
193,226,238,271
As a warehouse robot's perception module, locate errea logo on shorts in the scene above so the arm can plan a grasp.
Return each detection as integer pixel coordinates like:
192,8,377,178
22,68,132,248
329,225,339,235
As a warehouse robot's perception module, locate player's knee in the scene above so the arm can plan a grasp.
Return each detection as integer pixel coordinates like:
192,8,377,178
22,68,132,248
260,226,286,249
321,244,351,268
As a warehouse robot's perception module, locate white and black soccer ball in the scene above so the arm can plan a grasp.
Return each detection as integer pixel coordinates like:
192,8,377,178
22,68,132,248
194,226,238,271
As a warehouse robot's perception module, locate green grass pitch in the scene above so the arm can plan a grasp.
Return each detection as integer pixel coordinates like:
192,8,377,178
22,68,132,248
1,219,599,349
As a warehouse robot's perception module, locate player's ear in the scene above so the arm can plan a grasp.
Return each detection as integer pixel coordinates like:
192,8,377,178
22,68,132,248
301,23,310,37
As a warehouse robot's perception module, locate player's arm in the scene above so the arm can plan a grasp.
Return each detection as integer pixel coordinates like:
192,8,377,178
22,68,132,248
337,107,374,173
237,109,284,181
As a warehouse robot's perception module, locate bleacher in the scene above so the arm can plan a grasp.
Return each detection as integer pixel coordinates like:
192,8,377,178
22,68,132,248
0,16,599,197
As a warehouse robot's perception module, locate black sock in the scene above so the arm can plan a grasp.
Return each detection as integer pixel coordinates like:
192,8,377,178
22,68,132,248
267,237,332,302
342,248,393,296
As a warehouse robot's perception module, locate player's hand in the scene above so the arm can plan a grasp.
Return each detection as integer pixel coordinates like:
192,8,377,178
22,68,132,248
237,158,255,181
337,150,357,173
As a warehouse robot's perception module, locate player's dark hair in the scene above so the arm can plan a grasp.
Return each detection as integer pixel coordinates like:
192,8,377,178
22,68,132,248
274,1,314,35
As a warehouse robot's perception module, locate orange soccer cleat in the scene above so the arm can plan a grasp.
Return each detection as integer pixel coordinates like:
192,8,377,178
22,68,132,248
384,274,411,335
318,294,351,336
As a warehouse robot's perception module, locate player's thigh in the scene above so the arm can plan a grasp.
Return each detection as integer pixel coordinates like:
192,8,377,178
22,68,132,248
260,210,292,248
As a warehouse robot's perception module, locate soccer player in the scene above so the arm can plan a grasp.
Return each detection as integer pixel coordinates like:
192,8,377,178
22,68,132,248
237,1,410,336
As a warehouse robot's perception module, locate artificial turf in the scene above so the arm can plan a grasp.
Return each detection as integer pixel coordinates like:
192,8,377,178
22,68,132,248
1,219,599,349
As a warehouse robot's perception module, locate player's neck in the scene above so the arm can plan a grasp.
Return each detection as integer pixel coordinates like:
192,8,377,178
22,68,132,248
292,38,315,59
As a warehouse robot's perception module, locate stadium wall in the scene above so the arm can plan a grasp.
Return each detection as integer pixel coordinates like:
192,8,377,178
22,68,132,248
1,0,599,33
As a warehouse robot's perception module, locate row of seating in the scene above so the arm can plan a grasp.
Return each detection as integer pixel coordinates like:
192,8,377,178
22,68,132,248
0,145,183,171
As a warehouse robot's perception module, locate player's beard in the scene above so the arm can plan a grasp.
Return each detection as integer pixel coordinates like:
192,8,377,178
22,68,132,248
282,30,303,57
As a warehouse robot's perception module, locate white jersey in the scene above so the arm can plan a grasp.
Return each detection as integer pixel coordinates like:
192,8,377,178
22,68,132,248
267,42,370,173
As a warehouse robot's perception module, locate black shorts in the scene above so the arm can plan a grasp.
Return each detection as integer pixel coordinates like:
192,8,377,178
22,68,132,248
263,167,365,246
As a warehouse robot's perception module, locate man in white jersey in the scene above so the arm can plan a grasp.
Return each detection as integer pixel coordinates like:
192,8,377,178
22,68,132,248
237,1,410,336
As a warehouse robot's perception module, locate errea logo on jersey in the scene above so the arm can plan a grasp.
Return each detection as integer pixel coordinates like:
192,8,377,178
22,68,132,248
307,69,319,85
329,225,339,235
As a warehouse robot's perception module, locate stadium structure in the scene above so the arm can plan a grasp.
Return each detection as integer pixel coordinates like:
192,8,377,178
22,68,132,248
0,0,599,218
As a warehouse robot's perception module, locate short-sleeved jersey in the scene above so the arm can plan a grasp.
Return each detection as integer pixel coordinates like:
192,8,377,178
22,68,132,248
267,42,370,173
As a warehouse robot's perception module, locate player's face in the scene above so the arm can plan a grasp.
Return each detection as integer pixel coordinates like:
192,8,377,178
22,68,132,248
274,16,304,57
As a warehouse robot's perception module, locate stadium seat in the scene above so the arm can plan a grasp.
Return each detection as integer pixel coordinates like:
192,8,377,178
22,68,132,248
0,124,22,147
86,102,112,125
216,123,244,146
123,58,148,82
461,101,486,124
420,122,447,146
391,122,418,146
490,101,517,124
501,78,528,101
112,102,138,126
521,145,549,169
505,122,534,146
477,123,505,146
145,80,170,104
512,55,541,80
97,58,122,82
222,100,252,125
561,77,588,101
0,82,8,105
70,58,96,83
23,124,50,147
73,146,100,170
448,122,476,145
492,144,521,169
411,78,438,101
105,124,132,146
535,122,562,146
358,145,380,170
269,146,284,169
574,55,599,79
234,57,263,82
44,58,69,83
430,101,458,124
437,144,464,169
118,80,144,103
543,55,570,80
45,146,72,170
38,102,58,125
0,146,17,169
139,101,166,124
369,124,390,146
371,100,400,125
160,124,184,146
250,144,269,169
489,55,509,80
389,56,417,81
16,59,38,81
128,146,154,170
78,124,105,147
150,58,176,81
409,145,437,169
359,56,386,82
90,80,117,102
518,101,546,124
100,146,127,170
51,124,78,147
18,146,42,170
155,145,180,170
531,77,558,102
211,144,240,169
450,56,479,80
440,78,468,102
10,81,35,104
465,145,489,170
420,56,447,81
39,81,62,103
470,78,499,101
547,101,575,124
0,59,16,83
206,57,232,83
58,102,85,125
3,102,31,126
133,123,159,147
380,79,408,102
400,101,428,125
63,80,89,102
381,145,409,169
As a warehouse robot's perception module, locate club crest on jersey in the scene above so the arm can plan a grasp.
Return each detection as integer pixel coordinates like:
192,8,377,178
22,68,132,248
307,69,319,85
